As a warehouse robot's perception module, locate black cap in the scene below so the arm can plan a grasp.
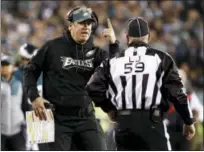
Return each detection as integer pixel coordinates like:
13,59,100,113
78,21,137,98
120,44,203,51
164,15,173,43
68,7,95,23
127,17,149,37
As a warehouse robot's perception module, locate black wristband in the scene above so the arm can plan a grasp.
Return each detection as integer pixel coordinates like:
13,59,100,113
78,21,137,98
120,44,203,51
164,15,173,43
184,118,194,125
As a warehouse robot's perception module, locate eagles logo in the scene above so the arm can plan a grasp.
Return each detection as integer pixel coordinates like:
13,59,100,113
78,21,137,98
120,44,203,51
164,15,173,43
85,49,96,58
61,56,94,70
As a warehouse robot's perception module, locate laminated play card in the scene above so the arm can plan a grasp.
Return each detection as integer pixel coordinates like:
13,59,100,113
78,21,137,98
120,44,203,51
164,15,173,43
26,109,54,144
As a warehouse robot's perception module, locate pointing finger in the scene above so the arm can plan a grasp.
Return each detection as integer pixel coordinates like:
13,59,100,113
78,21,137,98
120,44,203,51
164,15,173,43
107,18,113,29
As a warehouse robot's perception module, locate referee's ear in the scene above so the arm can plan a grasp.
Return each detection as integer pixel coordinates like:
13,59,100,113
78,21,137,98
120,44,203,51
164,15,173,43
148,33,150,42
126,34,130,45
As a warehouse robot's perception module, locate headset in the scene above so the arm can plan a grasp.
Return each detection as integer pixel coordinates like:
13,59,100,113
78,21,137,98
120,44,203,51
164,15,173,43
66,6,99,32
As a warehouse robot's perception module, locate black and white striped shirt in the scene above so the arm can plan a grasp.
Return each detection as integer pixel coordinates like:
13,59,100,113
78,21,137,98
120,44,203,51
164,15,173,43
87,43,193,125
107,45,164,110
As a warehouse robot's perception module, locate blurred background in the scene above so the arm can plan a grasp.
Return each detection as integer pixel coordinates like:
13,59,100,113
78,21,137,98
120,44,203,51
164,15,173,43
1,0,203,151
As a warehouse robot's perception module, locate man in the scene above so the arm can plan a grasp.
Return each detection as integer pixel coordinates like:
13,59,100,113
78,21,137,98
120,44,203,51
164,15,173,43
23,6,118,150
86,17,196,150
1,56,26,150
14,43,39,83
14,43,41,114
13,43,41,151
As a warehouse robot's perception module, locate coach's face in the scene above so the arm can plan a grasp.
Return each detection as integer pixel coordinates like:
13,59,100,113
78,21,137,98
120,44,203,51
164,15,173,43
69,20,93,44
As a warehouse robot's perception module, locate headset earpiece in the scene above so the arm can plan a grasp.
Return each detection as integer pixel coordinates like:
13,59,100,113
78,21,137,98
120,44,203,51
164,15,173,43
91,11,98,33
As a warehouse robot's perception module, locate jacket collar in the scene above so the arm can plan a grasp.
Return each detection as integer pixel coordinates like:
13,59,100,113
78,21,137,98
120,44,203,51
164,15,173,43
116,42,149,58
128,41,149,48
1,74,16,83
1,76,7,82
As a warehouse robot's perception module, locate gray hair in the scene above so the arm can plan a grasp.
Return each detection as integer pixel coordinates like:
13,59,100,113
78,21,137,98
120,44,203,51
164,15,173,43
128,34,149,44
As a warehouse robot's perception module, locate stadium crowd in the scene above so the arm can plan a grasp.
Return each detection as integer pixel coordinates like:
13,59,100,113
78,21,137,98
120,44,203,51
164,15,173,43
1,0,203,151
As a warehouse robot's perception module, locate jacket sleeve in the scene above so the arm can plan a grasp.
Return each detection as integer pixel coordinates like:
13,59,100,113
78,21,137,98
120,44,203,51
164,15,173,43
161,54,193,125
23,42,49,102
86,60,116,113
21,89,32,114
94,42,119,68
109,41,120,58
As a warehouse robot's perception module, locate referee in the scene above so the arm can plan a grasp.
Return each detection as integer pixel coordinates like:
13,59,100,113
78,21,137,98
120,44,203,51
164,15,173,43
86,17,196,150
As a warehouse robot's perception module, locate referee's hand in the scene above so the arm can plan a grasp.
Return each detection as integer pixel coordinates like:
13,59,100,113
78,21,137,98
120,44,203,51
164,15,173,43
32,97,47,120
183,124,195,140
108,110,116,122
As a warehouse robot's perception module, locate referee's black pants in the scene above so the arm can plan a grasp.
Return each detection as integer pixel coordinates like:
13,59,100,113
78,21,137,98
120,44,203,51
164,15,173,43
38,104,106,151
114,110,171,151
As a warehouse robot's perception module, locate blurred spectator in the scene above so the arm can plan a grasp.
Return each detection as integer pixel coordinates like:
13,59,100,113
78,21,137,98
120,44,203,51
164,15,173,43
1,1,202,91
13,43,42,118
1,56,26,150
14,43,38,82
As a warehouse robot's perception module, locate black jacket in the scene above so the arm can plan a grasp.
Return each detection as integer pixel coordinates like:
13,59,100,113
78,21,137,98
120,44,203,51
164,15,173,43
86,43,193,125
23,31,119,108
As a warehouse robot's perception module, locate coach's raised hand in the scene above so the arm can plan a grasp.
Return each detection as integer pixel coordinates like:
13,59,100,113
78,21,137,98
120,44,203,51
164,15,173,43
103,18,116,44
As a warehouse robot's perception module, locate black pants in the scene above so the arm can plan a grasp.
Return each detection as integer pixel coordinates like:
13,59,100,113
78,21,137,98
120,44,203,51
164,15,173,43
1,130,26,151
38,105,106,151
115,110,171,151
168,126,190,151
